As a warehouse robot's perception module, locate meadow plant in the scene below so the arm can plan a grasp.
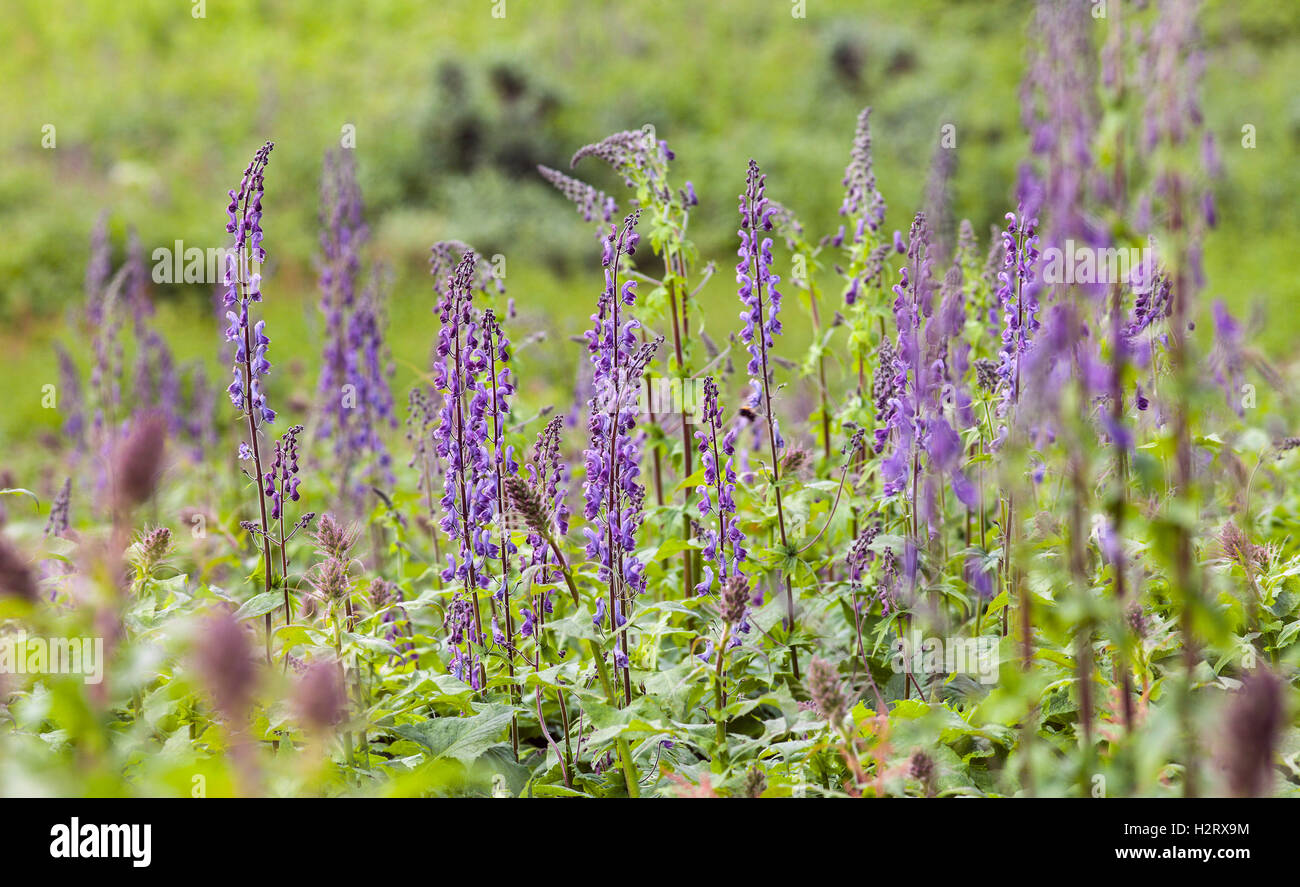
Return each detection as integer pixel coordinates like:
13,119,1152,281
3,0,1297,804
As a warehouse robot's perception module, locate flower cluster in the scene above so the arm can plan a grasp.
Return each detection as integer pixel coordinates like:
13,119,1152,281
582,211,660,639
223,142,276,429
538,164,618,226
307,514,356,607
736,159,785,448
879,214,978,539
432,252,503,596
369,578,415,667
264,424,305,521
571,128,672,192
693,377,747,596
993,207,1041,422
838,106,887,235
316,149,367,441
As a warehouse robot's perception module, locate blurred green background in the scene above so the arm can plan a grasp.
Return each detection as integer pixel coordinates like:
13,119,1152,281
2,0,1297,443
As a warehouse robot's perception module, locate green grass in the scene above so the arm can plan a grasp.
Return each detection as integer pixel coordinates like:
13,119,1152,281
2,0,1298,444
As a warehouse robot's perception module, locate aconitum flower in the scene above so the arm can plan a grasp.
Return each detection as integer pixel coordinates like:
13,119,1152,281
1124,273,1171,341
432,252,497,596
429,240,503,300
44,478,71,538
85,210,111,323
443,593,482,689
694,377,747,595
85,214,125,440
993,207,1041,420
124,230,182,437
182,363,219,460
316,148,368,446
342,269,398,493
538,164,618,227
263,424,305,520
846,521,898,614
370,578,415,666
571,128,670,192
53,343,86,451
582,210,661,662
481,307,518,595
430,251,514,687
1019,0,1100,250
736,159,785,449
1210,300,1246,416
223,142,277,429
838,107,886,235
880,214,978,528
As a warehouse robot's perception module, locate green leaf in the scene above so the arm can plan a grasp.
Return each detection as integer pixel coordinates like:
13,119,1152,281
672,469,706,493
392,704,516,764
234,591,285,621
0,488,40,510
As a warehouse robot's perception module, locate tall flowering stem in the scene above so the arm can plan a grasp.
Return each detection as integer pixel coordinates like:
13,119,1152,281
833,107,890,397
222,141,280,657
570,129,698,598
482,307,520,752
991,207,1039,652
994,208,1041,426
694,377,747,595
262,423,315,619
583,210,661,705
736,159,799,675
433,252,494,690
316,151,396,501
1141,0,1216,797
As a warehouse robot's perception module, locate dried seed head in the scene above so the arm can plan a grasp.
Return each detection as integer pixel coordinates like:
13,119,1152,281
0,535,37,601
719,573,749,625
1223,668,1284,797
780,447,809,477
369,577,397,609
909,749,937,797
294,660,347,731
131,526,173,575
504,474,548,537
1126,601,1148,638
312,513,357,561
741,767,767,799
194,609,257,723
309,557,351,602
805,656,848,727
113,412,167,510
1217,521,1268,572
